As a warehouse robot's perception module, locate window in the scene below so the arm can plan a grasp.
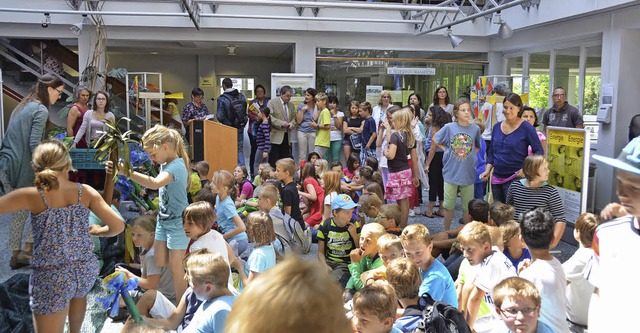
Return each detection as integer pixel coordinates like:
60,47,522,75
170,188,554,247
554,47,580,110
528,51,551,112
506,56,523,94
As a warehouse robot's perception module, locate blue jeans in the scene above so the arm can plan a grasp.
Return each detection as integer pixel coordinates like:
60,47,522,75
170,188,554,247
491,178,519,204
474,181,486,200
237,128,245,166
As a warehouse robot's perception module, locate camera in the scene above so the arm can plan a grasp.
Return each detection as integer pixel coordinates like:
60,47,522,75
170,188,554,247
42,13,50,28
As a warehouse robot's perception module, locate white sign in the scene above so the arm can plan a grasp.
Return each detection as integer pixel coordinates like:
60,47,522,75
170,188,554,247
387,67,436,75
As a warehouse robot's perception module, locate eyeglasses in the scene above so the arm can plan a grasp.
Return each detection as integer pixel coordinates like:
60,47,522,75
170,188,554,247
377,214,388,219
500,307,537,318
55,88,64,94
552,94,565,98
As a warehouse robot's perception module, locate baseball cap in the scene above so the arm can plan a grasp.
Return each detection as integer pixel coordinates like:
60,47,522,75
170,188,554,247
331,194,359,210
593,137,640,175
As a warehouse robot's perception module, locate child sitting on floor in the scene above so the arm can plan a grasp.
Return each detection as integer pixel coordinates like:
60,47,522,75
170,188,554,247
344,223,386,301
377,204,401,236
352,281,403,333
232,211,277,290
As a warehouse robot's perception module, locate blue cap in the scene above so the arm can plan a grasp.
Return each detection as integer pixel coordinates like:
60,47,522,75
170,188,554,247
593,137,640,176
331,194,359,210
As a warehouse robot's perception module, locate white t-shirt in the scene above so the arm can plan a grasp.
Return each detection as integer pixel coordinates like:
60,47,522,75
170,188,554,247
520,257,569,333
474,249,517,314
323,191,339,218
189,230,235,291
330,111,345,141
563,247,594,326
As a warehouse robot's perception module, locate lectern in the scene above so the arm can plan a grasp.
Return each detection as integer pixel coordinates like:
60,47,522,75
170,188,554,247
190,120,237,179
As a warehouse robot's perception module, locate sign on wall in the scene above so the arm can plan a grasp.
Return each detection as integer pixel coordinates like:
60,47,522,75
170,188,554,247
271,73,315,111
386,67,436,75
546,127,590,224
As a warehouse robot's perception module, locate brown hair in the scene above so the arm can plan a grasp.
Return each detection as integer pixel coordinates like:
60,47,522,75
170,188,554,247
522,155,547,181
247,211,276,246
322,171,341,195
490,202,516,226
132,214,157,233
471,117,485,133
186,249,230,288
359,192,383,213
213,170,237,200
17,74,63,111
493,276,541,309
32,140,73,191
224,257,352,333
364,182,384,203
499,220,521,245
400,224,432,245
353,281,397,321
379,204,401,228
194,184,217,207
194,160,210,177
183,201,216,231
359,101,373,114
574,212,602,248
142,124,191,193
386,258,421,299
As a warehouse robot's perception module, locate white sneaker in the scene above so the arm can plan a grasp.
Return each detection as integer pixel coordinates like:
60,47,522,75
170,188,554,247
408,209,416,217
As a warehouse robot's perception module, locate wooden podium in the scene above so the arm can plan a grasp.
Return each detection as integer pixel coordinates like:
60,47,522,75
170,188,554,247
190,120,237,179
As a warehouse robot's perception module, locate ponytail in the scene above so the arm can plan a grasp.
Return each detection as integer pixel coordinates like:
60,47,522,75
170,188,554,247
34,168,60,191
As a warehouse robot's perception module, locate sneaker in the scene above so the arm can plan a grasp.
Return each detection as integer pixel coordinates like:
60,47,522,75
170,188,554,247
408,209,416,217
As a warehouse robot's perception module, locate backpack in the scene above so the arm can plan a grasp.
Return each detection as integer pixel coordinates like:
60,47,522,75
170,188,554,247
223,92,248,129
272,210,312,255
415,294,471,333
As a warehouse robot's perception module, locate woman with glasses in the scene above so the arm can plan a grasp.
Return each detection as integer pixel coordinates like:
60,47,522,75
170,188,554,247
71,91,116,148
0,74,64,269
181,87,209,140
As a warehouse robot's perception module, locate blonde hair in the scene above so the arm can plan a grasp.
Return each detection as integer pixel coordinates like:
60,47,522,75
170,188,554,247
186,249,230,288
247,211,276,246
132,214,157,233
315,159,329,178
499,220,520,245
322,171,341,194
492,277,541,309
487,226,503,247
213,170,237,200
182,201,216,231
361,223,386,239
400,223,431,245
258,163,273,182
377,90,392,106
522,155,547,181
458,221,491,245
259,184,279,207
32,140,74,191
224,257,352,333
386,258,421,299
315,92,328,102
276,158,296,178
359,192,383,213
379,204,401,228
391,108,416,148
142,124,191,192
377,234,403,253
359,101,373,114
353,281,397,321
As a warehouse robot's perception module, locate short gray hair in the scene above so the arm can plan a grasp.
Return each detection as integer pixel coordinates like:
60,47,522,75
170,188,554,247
494,83,510,95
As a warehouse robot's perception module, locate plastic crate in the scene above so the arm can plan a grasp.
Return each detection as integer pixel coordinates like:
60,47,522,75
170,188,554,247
70,148,106,170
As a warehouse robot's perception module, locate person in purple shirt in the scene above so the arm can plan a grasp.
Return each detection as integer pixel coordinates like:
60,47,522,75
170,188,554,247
479,93,543,204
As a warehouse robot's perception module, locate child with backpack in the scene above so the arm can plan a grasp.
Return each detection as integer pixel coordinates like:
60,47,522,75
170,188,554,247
276,158,305,227
343,223,386,302
317,194,361,288
258,184,310,256
386,258,425,332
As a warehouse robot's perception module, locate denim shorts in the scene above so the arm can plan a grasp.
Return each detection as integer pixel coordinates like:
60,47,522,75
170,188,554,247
155,218,189,250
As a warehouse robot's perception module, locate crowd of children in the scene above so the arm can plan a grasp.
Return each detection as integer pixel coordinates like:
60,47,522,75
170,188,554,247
7,109,640,333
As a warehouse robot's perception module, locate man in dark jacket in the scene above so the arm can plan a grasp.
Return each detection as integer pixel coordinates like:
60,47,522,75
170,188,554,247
217,77,248,166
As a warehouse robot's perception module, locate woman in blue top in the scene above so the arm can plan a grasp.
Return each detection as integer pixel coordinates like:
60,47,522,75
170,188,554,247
480,93,544,204
296,88,319,163
0,74,63,269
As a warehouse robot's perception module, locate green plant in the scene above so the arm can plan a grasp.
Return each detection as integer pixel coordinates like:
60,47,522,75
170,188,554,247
92,117,140,183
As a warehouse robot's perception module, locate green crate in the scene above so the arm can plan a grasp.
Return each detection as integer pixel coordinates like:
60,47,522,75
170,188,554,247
70,148,106,170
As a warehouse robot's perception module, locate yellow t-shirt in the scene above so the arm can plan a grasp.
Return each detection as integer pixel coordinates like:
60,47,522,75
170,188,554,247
315,108,331,147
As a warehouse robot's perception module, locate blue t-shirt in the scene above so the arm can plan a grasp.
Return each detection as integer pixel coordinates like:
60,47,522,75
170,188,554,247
393,305,422,333
297,103,317,133
419,259,458,308
436,122,482,186
239,244,277,291
362,117,377,149
475,139,487,185
215,196,248,242
504,247,531,270
159,158,189,222
425,127,444,154
487,121,543,178
184,295,235,333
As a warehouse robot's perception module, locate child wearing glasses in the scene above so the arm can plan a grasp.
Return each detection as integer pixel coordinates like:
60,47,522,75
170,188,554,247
493,277,554,333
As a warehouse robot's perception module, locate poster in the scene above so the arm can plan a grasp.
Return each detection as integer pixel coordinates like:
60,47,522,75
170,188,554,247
365,85,383,106
546,127,590,224
271,73,315,112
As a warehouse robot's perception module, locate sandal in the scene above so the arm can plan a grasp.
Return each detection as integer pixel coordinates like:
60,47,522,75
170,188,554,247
9,256,30,270
423,211,436,218
433,211,445,218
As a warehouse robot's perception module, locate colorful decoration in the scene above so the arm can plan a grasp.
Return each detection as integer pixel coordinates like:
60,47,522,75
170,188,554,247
97,271,142,324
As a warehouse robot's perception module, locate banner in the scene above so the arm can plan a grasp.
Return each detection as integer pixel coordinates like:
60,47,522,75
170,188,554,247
366,85,383,106
546,127,590,224
271,73,315,112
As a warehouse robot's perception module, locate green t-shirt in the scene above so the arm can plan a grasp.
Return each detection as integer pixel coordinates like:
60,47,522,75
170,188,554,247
315,108,331,147
317,218,361,263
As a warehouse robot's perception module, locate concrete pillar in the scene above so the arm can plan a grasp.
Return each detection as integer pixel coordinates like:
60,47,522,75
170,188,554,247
77,24,105,91
293,39,316,78
486,51,505,76
593,28,640,211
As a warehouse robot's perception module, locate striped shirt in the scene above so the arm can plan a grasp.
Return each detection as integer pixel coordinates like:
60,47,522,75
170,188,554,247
506,179,566,223
256,121,271,153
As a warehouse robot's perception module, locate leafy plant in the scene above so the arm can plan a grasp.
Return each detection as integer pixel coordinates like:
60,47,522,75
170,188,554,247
92,117,140,183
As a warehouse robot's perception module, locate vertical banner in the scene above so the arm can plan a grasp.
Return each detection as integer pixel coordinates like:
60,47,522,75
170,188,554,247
366,85,383,106
271,73,315,111
546,127,590,224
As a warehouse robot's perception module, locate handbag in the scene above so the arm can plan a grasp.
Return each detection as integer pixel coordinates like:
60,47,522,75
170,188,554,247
349,133,363,150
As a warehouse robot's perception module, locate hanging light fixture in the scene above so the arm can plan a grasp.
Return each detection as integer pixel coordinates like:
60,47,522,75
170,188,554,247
70,14,90,36
445,27,463,49
495,12,513,39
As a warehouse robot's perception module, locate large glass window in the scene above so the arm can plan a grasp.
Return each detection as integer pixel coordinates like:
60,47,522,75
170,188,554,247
528,51,551,112
584,45,602,116
506,56,523,94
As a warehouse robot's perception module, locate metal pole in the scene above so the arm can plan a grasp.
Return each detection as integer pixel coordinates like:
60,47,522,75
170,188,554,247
0,69,4,141
196,0,459,12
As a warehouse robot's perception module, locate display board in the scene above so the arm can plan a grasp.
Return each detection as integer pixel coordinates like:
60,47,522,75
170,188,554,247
271,73,315,111
546,127,590,224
